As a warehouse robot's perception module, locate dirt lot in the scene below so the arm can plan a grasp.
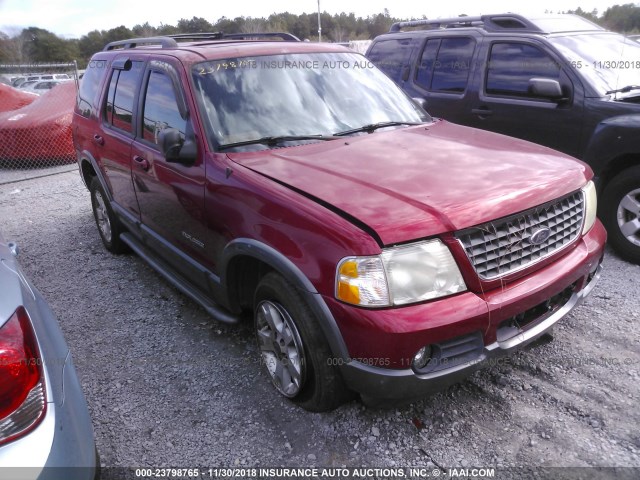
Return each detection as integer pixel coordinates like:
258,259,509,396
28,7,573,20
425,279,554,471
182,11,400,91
1,171,638,479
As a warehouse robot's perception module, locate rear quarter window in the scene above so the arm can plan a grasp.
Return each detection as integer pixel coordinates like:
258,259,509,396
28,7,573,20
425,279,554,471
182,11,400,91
77,60,108,118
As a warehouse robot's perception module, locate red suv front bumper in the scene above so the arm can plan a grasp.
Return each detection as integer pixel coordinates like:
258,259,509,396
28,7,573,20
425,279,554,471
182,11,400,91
327,220,606,400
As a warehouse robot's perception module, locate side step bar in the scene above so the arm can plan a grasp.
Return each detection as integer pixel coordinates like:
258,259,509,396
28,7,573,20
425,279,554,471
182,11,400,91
120,232,240,324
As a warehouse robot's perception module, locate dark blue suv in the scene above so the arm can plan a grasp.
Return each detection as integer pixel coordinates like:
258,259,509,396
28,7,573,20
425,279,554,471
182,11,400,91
367,13,640,264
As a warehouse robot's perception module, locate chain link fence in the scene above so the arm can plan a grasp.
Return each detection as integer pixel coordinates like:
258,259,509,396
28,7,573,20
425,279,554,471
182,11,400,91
0,62,79,184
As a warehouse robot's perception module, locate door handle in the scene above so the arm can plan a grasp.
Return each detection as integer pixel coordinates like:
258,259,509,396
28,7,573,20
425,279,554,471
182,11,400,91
133,155,150,171
471,107,493,118
93,134,104,146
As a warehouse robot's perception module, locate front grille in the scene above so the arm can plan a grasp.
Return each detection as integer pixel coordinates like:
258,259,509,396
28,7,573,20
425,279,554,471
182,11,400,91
457,191,584,280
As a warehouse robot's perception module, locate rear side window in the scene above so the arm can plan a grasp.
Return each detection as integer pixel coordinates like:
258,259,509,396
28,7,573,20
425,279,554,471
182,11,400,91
367,39,415,83
486,43,561,98
104,61,144,133
141,70,186,146
415,37,475,93
77,60,107,117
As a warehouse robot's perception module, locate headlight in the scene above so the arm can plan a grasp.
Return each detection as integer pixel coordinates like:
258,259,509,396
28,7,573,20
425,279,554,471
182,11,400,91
336,256,389,307
582,180,597,234
336,240,466,307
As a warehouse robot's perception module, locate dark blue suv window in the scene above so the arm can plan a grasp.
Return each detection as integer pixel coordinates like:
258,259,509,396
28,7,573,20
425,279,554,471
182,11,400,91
486,43,561,98
415,37,475,93
368,39,415,83
415,40,439,90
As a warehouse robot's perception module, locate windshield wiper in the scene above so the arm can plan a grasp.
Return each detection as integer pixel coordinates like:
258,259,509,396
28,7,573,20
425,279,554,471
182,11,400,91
334,121,423,137
605,85,640,95
218,134,339,150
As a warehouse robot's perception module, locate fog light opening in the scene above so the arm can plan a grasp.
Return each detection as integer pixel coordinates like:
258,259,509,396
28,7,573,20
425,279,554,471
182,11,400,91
412,345,433,371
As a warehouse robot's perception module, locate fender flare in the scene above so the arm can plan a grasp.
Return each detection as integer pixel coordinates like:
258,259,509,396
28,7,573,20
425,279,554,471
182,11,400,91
220,238,350,360
78,151,113,201
582,114,640,180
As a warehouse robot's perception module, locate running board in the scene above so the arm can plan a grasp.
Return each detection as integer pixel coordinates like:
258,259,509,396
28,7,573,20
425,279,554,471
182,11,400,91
120,232,240,324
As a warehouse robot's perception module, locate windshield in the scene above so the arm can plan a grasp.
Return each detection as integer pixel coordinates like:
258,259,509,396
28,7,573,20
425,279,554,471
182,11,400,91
191,52,428,150
549,33,640,97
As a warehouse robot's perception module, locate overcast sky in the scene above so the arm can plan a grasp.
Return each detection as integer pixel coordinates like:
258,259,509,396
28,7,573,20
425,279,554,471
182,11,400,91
0,0,628,38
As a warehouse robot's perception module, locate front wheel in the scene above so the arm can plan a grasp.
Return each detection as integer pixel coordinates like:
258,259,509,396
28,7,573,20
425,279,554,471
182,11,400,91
601,166,640,264
254,272,352,411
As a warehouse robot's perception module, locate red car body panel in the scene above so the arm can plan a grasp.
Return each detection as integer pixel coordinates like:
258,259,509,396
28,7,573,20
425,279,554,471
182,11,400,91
228,120,589,246
326,221,605,368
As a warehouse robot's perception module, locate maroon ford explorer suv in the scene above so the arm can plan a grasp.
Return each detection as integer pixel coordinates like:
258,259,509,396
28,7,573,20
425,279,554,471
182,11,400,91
73,33,606,411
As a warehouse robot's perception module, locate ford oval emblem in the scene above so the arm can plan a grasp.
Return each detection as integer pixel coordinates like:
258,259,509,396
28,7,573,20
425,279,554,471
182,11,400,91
529,227,551,245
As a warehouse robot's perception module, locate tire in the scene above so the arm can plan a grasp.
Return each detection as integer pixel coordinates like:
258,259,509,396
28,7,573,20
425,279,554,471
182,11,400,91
254,272,352,411
600,166,640,264
94,446,101,480
90,177,128,254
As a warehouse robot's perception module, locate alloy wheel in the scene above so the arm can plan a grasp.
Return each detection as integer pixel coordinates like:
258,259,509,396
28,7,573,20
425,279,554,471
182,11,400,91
94,190,112,242
255,300,306,397
617,188,640,247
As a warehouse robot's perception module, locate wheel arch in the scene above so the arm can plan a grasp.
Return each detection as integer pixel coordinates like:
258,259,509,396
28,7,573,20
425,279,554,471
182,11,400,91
597,153,640,194
220,238,350,360
78,151,112,202
582,116,640,189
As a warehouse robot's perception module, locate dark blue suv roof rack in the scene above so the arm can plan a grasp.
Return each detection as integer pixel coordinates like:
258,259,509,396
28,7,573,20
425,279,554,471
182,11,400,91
103,32,300,51
389,14,544,33
388,13,601,34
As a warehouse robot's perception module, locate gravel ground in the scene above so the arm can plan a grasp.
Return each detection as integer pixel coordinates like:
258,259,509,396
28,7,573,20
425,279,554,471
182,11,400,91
1,171,639,479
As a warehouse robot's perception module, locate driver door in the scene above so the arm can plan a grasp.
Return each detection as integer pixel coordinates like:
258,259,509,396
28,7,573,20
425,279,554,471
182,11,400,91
131,59,210,291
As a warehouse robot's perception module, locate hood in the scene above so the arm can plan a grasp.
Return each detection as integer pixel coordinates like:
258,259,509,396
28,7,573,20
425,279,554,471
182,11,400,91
227,120,590,245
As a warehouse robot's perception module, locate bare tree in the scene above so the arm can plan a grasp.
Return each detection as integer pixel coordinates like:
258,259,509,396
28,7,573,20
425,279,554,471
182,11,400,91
241,18,268,34
332,24,346,42
0,28,29,64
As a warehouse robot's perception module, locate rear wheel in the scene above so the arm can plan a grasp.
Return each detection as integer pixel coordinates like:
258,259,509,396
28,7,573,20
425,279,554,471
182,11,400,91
601,166,640,264
254,272,352,411
90,177,128,254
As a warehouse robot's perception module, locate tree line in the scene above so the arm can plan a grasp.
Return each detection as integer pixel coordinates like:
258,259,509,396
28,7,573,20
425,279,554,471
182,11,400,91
0,11,399,67
1,5,640,67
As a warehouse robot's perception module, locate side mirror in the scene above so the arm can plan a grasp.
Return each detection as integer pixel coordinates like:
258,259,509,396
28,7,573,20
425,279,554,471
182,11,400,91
158,128,196,164
529,78,565,101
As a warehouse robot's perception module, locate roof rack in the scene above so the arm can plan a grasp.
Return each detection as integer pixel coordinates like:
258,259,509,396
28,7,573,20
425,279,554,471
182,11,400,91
104,37,179,50
389,14,546,33
168,32,224,41
218,32,300,42
103,31,300,51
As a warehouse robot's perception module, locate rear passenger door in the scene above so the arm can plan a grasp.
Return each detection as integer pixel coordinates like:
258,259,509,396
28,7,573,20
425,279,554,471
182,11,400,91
98,56,146,217
403,35,478,122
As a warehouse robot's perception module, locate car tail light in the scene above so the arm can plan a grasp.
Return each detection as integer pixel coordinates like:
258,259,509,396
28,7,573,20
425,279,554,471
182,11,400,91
0,307,46,446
